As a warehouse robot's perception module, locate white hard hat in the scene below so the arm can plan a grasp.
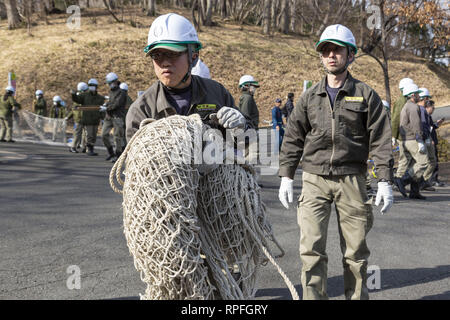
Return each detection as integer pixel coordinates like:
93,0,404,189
5,85,15,94
315,24,357,54
144,13,202,54
382,100,390,108
105,72,118,84
239,75,260,88
418,87,431,98
399,78,414,89
88,78,99,86
402,83,422,97
191,59,211,79
53,95,62,103
35,90,44,96
77,82,88,91
119,82,128,91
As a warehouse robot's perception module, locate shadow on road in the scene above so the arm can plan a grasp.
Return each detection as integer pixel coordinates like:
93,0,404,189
255,264,450,300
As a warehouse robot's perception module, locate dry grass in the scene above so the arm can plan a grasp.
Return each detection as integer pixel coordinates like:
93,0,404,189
0,6,449,126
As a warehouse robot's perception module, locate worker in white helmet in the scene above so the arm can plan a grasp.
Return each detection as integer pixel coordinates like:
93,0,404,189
278,24,394,300
33,89,47,132
391,78,414,146
394,83,429,199
416,88,437,192
126,13,248,142
50,95,67,142
102,72,127,162
68,82,89,153
0,86,21,142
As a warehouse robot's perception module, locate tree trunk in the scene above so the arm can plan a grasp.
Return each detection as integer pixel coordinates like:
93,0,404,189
204,0,213,26
4,0,21,29
289,0,296,33
380,0,391,105
262,0,271,34
279,0,289,34
147,0,156,16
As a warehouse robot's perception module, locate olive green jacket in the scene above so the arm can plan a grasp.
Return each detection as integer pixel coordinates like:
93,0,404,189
391,94,406,140
33,97,47,116
279,73,393,181
0,95,21,118
106,87,127,119
72,91,105,125
126,75,240,141
49,103,66,119
238,91,259,128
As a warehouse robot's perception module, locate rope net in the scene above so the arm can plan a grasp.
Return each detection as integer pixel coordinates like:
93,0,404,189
12,110,71,144
110,114,298,300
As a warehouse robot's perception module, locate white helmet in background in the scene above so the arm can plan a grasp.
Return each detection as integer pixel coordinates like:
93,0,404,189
239,75,260,88
119,82,129,91
35,90,44,96
144,13,202,54
77,82,88,92
402,83,422,97
105,72,118,84
191,59,211,79
88,78,99,86
53,95,62,103
315,24,358,54
5,86,15,94
399,78,414,89
418,87,431,99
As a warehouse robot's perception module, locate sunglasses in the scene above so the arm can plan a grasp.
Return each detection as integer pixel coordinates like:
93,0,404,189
149,50,186,62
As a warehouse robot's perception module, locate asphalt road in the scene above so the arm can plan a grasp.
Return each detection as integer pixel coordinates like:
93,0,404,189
1,141,449,300
432,106,450,122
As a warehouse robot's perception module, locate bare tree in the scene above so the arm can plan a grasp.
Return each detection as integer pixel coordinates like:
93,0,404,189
147,0,156,16
262,0,272,34
4,0,21,29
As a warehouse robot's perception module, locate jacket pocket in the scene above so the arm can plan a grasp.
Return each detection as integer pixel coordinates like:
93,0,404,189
341,103,368,136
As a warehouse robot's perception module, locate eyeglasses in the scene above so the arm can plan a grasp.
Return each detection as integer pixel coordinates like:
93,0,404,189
149,50,186,62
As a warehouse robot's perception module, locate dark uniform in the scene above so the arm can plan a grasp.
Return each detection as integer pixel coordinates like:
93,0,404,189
72,90,105,155
102,85,127,158
238,91,259,129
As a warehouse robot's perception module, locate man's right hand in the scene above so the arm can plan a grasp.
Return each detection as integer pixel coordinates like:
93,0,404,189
278,177,293,209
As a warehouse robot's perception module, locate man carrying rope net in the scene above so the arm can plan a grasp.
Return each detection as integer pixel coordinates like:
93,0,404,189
110,13,298,300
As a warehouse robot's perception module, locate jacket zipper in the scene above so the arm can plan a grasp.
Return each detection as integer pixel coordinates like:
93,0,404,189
327,93,338,175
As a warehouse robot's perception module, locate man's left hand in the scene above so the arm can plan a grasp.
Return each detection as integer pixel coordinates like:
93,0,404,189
217,107,246,129
375,181,394,214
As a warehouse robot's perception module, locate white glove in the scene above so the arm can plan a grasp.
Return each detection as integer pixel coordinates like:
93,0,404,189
374,181,393,214
418,141,426,154
391,137,397,146
278,177,294,209
217,107,246,129
99,105,107,112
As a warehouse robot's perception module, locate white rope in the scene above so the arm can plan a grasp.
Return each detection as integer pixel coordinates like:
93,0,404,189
110,114,299,300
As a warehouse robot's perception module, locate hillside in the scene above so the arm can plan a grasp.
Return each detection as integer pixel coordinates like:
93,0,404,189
0,6,449,125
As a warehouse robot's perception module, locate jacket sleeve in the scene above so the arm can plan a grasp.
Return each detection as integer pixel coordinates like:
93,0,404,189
72,92,84,105
367,91,394,181
278,94,310,179
125,98,151,142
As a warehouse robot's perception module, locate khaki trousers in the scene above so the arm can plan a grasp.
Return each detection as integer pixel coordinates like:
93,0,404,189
0,116,13,141
72,123,87,149
298,172,373,300
395,139,429,180
102,117,124,151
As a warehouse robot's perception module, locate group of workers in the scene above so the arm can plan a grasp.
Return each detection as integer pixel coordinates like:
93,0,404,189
0,12,447,300
391,78,445,199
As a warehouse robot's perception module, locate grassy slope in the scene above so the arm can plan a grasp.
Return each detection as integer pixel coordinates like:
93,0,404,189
0,7,449,126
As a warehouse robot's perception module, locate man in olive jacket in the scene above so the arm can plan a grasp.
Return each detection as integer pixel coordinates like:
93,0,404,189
72,81,105,156
0,86,21,142
33,90,47,132
278,24,393,300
